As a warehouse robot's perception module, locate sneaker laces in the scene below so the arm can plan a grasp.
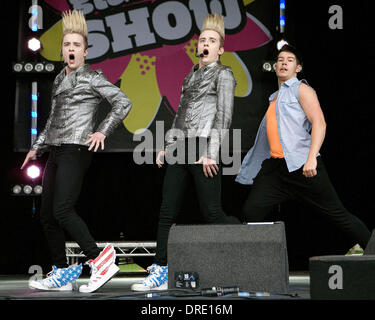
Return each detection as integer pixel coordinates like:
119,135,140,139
143,264,167,287
43,266,63,287
146,264,158,274
85,260,99,284
45,266,58,279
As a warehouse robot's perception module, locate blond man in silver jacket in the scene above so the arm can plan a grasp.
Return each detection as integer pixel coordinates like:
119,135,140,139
132,13,240,292
22,10,132,293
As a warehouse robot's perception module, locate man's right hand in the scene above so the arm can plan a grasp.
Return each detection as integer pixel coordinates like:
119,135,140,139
21,149,37,170
156,151,166,168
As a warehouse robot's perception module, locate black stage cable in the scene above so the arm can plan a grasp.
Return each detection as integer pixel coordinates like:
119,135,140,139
105,287,299,299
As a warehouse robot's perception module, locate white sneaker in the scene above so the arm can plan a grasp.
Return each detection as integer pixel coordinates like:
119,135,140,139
79,244,119,293
131,264,168,291
29,264,82,291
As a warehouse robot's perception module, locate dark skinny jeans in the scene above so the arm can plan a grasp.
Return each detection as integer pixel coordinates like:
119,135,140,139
242,157,371,249
154,138,240,266
40,144,100,268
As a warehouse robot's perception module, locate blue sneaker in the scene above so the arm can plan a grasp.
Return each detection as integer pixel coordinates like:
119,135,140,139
29,264,82,291
131,264,168,291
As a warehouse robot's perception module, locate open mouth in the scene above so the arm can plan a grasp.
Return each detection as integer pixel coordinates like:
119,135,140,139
203,49,209,56
69,54,75,62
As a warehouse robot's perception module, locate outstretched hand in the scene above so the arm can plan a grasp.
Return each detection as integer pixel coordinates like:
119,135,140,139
21,149,37,170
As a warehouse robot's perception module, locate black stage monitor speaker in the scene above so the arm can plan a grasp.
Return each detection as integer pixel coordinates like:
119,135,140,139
309,255,375,300
364,229,375,255
168,222,289,294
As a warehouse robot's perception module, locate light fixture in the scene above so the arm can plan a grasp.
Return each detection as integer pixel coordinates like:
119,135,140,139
34,185,43,195
28,37,41,52
262,61,275,72
12,62,57,74
45,63,55,72
277,39,289,50
11,184,43,196
34,63,44,72
23,185,33,195
24,63,33,72
279,0,286,33
13,63,23,72
26,164,41,179
12,185,22,194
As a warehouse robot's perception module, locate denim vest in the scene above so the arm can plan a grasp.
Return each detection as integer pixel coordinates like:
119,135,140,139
236,78,316,185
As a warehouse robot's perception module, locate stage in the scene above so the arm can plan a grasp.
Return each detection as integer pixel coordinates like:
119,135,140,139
0,272,309,300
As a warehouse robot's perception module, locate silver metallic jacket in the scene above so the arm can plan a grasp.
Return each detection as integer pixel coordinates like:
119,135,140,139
165,61,236,161
32,64,132,153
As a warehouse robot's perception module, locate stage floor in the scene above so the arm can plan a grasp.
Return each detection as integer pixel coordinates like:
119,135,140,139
0,272,310,300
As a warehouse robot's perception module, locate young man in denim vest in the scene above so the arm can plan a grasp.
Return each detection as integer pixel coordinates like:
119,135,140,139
236,45,370,250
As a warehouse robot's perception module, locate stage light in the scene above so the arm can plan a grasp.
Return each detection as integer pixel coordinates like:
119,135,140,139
28,37,41,52
280,16,285,26
13,63,23,72
24,63,33,72
279,0,286,33
262,61,275,72
11,184,43,196
23,185,33,195
34,185,43,195
26,165,41,179
277,39,289,50
34,63,44,72
45,63,55,72
12,185,22,194
12,62,57,74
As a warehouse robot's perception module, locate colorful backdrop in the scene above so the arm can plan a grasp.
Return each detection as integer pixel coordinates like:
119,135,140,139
14,0,279,151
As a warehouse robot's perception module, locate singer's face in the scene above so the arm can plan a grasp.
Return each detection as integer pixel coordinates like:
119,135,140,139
62,33,88,74
198,30,224,67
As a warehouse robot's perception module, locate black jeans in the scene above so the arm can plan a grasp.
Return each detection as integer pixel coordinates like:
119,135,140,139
40,144,100,268
154,139,240,266
242,157,371,248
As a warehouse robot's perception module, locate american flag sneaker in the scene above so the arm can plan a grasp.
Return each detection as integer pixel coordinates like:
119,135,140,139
79,244,120,293
131,264,168,291
29,264,82,291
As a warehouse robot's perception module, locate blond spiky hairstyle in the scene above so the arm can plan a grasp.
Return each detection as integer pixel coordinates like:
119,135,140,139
62,9,88,48
201,13,225,46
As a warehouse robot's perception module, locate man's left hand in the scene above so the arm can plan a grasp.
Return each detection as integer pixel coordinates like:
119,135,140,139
85,132,106,152
302,157,317,178
195,157,219,178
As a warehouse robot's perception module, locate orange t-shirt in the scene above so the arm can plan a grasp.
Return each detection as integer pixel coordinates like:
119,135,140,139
266,100,284,158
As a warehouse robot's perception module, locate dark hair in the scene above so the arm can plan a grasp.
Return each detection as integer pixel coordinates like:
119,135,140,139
277,44,303,66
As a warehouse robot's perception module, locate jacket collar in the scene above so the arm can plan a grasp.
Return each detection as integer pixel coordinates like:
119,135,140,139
53,64,89,97
192,60,221,72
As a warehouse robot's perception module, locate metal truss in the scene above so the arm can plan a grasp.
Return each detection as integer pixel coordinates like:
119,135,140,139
65,241,156,264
